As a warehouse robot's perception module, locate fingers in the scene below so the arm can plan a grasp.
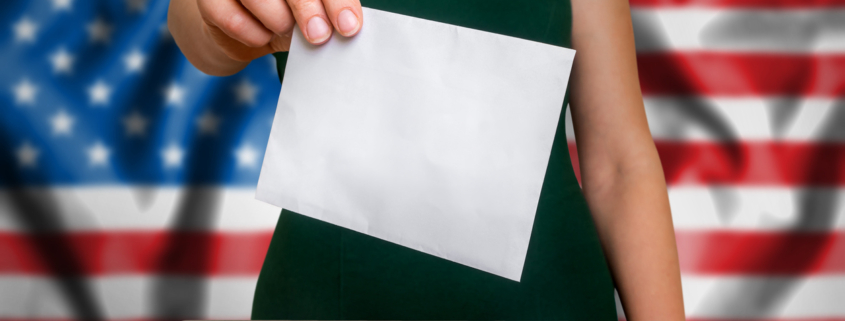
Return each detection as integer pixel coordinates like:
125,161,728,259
322,0,363,37
285,0,333,44
240,0,296,36
202,22,276,61
198,0,274,48
199,0,362,61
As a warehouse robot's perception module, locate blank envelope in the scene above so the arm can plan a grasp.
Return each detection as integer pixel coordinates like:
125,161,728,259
257,8,575,281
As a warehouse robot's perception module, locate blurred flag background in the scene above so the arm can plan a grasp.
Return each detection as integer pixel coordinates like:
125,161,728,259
1,0,844,320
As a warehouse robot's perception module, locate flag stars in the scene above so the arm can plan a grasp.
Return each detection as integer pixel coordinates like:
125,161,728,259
13,78,38,106
53,0,72,11
87,141,111,167
88,80,112,106
123,111,148,137
235,144,259,169
161,143,185,169
266,55,278,75
50,109,75,136
164,83,185,106
13,17,38,43
196,111,220,135
49,47,74,74
87,18,113,44
123,49,145,73
234,78,258,105
127,0,148,13
16,141,39,168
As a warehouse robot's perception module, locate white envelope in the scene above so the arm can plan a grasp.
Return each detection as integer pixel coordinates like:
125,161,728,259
256,8,575,281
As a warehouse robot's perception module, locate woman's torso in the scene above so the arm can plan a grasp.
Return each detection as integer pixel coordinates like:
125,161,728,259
253,1,617,319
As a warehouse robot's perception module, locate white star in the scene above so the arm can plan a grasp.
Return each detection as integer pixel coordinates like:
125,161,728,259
49,47,74,74
87,18,112,44
266,55,277,75
235,144,259,169
53,0,72,11
234,78,258,105
164,83,185,106
196,111,220,135
123,48,145,73
13,78,37,106
50,109,75,136
123,111,148,136
127,0,147,13
161,143,185,169
16,141,39,168
87,141,110,167
88,80,112,106
13,17,38,43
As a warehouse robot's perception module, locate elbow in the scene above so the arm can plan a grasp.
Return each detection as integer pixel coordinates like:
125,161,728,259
581,146,667,198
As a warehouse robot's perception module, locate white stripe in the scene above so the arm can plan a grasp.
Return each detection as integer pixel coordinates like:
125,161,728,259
681,275,845,319
0,275,256,319
632,8,845,53
2,275,844,319
0,187,280,232
643,97,843,142
669,186,845,231
566,98,844,142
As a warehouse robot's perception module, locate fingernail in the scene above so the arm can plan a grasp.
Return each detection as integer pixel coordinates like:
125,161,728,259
306,16,331,43
337,9,360,36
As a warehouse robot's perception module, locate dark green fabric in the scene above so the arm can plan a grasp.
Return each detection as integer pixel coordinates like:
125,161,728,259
254,0,617,319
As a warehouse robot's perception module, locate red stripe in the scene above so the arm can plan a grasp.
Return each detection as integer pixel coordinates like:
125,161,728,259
568,141,845,186
2,229,845,276
677,230,845,275
79,318,845,321
22,315,837,321
0,318,254,321
0,231,272,276
6,318,844,321
0,319,159,321
637,52,845,97
7,319,844,321
0,319,160,321
609,318,837,321
686,319,845,321
0,319,245,321
4,318,844,321
629,0,845,8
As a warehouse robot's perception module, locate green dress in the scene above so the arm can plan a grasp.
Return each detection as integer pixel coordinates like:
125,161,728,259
252,0,618,319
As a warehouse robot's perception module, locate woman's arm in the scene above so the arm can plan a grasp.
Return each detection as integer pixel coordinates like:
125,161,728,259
569,0,685,319
168,0,363,76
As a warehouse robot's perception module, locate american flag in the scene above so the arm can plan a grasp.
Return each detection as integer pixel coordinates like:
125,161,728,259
2,0,281,319
1,0,843,320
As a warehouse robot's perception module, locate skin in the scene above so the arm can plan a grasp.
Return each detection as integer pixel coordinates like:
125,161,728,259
168,0,364,76
570,0,685,319
168,0,685,319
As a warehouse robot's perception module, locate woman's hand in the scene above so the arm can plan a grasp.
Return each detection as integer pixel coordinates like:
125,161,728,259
169,0,363,76
199,0,363,60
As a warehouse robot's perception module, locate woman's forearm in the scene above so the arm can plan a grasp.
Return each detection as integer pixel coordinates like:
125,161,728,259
167,0,249,76
569,0,685,319
582,154,685,320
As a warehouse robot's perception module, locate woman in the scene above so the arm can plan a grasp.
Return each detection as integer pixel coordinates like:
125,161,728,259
168,0,684,319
